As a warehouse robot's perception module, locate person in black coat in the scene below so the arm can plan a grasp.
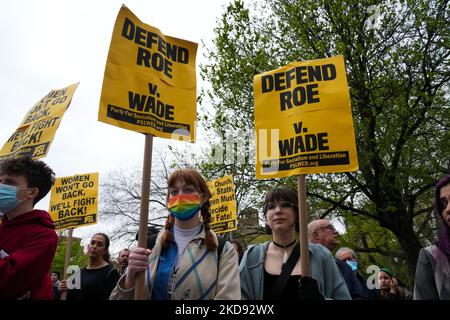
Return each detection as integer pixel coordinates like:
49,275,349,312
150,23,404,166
335,247,369,298
58,233,120,300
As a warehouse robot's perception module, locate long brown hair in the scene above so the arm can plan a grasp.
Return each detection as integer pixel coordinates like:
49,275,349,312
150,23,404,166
161,169,216,251
91,233,111,263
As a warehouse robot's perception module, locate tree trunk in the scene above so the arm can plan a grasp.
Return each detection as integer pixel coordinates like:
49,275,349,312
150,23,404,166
390,226,423,288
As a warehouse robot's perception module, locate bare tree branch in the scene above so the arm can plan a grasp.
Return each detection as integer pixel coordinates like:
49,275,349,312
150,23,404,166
308,191,377,220
356,247,406,259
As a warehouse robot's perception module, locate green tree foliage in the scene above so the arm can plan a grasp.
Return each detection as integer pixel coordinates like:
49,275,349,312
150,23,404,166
195,0,450,283
51,232,88,276
338,213,411,287
170,0,284,244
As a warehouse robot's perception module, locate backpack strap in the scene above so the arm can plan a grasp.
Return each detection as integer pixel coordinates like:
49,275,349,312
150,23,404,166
217,237,226,259
216,237,226,274
270,242,300,299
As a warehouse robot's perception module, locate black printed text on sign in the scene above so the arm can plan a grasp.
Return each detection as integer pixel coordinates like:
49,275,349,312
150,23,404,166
254,56,359,178
98,5,197,142
0,83,79,160
49,173,99,230
207,175,237,234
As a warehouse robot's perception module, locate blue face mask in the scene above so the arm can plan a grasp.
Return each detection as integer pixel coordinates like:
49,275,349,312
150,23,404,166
346,260,358,271
0,183,26,215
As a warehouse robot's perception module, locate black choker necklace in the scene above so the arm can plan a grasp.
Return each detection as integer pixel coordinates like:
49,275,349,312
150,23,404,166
272,239,297,248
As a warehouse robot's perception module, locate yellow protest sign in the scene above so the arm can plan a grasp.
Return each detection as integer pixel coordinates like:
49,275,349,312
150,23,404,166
207,175,238,234
98,5,198,141
49,173,99,230
254,55,359,178
0,83,79,160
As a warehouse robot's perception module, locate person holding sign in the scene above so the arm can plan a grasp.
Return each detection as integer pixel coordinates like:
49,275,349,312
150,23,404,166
414,175,450,300
110,168,240,300
0,156,58,299
239,187,350,300
58,233,120,300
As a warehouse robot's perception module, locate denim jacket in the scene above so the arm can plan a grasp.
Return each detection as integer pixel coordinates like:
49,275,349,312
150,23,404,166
239,241,351,300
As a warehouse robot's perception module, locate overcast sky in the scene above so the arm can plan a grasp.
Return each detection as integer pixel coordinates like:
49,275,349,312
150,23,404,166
0,0,234,252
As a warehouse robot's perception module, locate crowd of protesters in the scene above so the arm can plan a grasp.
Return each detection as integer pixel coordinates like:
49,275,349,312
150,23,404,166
0,156,449,300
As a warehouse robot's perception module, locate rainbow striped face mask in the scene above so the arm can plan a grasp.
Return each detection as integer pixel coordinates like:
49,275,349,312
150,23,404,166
167,194,201,221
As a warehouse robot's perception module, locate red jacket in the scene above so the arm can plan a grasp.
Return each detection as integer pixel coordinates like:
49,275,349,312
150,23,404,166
0,209,58,299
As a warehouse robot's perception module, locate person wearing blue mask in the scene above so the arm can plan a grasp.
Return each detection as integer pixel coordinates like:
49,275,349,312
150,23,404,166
0,156,58,299
335,247,369,298
110,168,240,300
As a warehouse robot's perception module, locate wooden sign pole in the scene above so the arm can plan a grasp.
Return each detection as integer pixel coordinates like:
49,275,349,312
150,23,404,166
61,228,73,300
134,134,154,300
297,174,310,276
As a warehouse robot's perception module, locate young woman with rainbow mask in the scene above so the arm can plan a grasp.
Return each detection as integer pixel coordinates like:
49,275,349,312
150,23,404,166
110,168,240,300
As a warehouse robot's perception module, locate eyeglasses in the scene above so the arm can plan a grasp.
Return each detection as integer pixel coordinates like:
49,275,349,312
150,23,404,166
265,201,296,210
314,225,336,233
